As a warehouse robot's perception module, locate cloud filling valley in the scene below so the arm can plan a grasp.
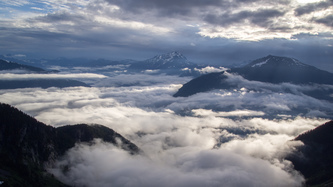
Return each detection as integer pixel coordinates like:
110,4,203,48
0,72,331,187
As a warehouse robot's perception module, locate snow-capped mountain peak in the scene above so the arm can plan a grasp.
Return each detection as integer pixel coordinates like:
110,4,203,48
128,51,197,73
251,59,269,67
148,51,188,63
247,55,308,68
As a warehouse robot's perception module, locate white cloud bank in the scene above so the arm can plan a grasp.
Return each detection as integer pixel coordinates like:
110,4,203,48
0,82,330,186
48,139,304,187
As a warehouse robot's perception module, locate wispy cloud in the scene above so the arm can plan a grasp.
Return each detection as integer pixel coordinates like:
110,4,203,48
0,0,30,7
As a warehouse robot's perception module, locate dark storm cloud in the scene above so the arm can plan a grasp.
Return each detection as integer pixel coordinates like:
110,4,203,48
294,0,333,16
204,9,285,27
314,14,333,28
0,13,171,58
106,0,229,16
105,0,288,19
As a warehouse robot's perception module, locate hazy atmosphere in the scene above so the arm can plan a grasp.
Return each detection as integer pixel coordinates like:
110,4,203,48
0,0,332,187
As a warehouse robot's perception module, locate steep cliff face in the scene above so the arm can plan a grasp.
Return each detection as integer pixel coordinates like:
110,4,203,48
0,103,139,186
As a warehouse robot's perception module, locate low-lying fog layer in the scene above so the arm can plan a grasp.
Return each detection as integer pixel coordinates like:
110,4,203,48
0,73,330,187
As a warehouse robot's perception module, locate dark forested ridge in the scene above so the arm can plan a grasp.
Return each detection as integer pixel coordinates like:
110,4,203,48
287,120,333,186
0,103,139,187
173,72,233,97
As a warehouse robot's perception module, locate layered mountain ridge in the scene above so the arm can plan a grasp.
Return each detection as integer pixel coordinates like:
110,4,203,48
0,59,90,89
0,59,46,72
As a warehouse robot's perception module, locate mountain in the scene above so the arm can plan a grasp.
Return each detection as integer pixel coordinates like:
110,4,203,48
230,55,333,84
286,120,333,186
0,58,90,89
173,72,235,97
129,51,196,70
174,55,333,97
0,59,46,72
128,51,207,76
0,103,139,187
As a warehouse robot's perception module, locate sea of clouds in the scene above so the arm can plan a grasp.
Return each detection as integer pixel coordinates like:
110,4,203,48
0,72,331,187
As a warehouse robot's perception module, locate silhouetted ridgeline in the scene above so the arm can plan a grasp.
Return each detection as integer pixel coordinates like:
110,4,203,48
287,120,333,186
0,59,45,72
0,103,139,187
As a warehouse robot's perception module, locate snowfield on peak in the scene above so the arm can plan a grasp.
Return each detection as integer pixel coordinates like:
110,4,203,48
251,59,269,67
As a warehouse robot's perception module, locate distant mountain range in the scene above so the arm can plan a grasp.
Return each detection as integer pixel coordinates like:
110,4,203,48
0,59,89,89
129,51,196,70
0,103,139,186
174,55,333,97
1,52,212,77
3,53,333,91
128,51,206,76
0,59,46,72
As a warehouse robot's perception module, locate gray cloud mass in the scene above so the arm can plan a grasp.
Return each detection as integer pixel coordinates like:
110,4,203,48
204,8,285,27
294,0,333,16
314,14,333,28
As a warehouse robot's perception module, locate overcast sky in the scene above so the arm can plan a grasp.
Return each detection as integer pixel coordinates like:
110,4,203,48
0,0,332,69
